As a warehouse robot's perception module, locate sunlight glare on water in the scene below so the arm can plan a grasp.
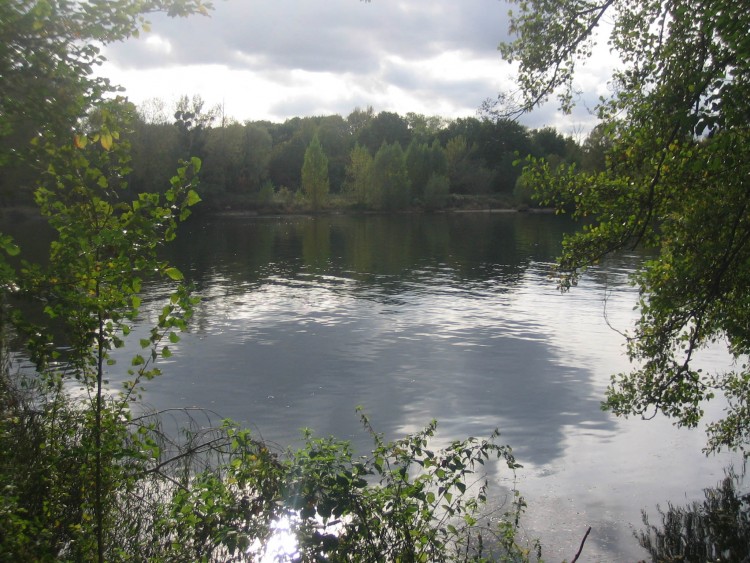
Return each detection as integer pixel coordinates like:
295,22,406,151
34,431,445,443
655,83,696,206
252,515,299,563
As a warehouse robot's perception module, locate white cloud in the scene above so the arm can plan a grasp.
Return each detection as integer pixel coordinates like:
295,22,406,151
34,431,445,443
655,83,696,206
143,34,173,56
98,0,614,131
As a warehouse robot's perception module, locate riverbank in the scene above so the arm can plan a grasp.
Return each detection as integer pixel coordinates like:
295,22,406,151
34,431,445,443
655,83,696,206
200,192,549,217
2,193,550,223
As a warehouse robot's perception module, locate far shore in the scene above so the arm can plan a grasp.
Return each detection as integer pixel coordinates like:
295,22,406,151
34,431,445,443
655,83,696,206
0,202,555,224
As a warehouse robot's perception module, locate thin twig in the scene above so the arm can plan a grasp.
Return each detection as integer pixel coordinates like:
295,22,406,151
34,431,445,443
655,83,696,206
571,526,592,563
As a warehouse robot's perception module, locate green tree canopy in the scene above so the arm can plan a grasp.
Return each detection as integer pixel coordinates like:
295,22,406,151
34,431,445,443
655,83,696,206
357,111,411,154
0,0,212,204
405,140,432,200
301,133,330,210
372,141,411,210
0,1,212,154
499,0,750,453
344,143,374,206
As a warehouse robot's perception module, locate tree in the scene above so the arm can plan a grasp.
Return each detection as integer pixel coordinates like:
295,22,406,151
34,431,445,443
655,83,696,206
405,112,445,144
372,142,411,210
344,143,374,207
357,111,412,154
301,133,330,210
0,1,211,159
270,134,307,191
317,114,352,193
128,105,181,195
423,173,450,210
530,127,569,160
0,1,211,204
346,105,375,136
499,0,750,453
405,140,433,201
173,93,218,161
579,123,610,173
0,2,209,560
443,135,494,195
23,104,200,561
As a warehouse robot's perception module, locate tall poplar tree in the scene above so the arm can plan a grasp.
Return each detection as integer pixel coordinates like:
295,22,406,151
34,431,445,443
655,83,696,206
301,133,330,210
372,142,411,210
345,143,374,207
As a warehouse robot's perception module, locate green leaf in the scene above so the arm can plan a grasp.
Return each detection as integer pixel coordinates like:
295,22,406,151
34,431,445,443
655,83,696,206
164,267,184,281
100,132,113,151
190,156,202,172
0,235,20,256
186,189,201,206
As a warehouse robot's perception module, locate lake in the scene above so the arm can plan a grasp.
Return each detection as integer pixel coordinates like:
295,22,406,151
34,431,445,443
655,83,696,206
8,211,738,561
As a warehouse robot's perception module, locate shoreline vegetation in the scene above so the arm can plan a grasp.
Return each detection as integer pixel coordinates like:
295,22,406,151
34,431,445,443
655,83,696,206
1,99,599,216
0,197,554,225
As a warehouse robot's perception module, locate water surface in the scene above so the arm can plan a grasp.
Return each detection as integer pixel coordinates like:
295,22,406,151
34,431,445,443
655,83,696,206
11,212,738,561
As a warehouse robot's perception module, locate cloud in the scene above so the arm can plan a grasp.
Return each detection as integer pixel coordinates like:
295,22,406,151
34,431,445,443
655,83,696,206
99,0,609,130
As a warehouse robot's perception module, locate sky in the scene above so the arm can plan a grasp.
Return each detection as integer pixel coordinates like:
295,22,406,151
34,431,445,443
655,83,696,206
99,0,613,136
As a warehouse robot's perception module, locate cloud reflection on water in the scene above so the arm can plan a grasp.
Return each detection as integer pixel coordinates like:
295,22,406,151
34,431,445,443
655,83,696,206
108,213,736,561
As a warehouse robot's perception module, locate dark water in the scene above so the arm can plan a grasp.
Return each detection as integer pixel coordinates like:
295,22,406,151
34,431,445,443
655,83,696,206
7,211,738,561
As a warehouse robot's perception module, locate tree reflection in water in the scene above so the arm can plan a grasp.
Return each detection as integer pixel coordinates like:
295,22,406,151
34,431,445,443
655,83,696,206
638,468,750,562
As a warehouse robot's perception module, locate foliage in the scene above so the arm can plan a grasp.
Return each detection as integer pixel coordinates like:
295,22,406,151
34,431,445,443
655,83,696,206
512,175,535,209
0,372,278,562
0,2,207,561
356,111,411,154
283,412,539,563
0,1,206,205
0,0,212,166
173,93,219,160
257,180,276,206
8,103,201,562
0,105,200,560
122,105,581,211
424,174,451,210
301,133,330,211
373,141,412,210
344,143,375,207
406,140,434,200
1,364,540,562
500,0,750,453
638,469,750,562
443,135,492,195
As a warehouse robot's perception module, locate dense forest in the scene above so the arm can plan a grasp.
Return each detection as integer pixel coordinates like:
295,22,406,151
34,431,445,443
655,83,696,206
0,94,602,213
133,99,599,212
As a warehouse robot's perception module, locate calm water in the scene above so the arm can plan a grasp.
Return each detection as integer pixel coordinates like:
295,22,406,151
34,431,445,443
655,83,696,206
9,212,738,561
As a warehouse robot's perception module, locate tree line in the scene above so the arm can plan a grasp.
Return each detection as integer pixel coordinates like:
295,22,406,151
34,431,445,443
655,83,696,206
0,94,598,213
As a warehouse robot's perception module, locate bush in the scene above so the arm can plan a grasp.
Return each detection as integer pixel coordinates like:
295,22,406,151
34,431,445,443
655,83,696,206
424,173,451,210
257,180,275,206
